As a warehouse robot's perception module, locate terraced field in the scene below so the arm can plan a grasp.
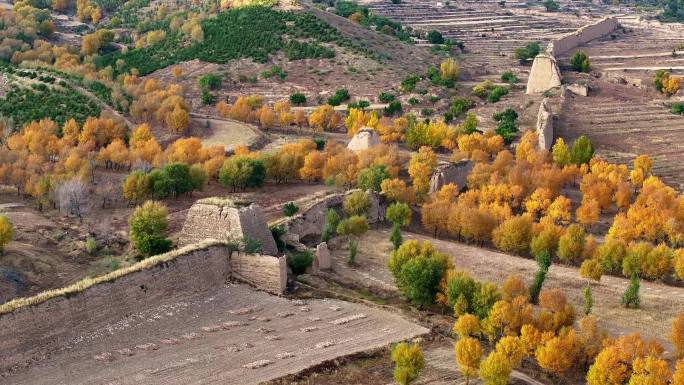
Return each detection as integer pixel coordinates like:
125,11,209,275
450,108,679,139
556,81,684,189
359,0,589,78
558,17,684,78
5,284,428,385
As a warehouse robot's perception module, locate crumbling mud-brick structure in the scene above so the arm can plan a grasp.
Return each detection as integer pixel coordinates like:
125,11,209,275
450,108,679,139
536,99,554,151
428,160,473,194
527,17,618,95
179,198,278,256
347,127,380,152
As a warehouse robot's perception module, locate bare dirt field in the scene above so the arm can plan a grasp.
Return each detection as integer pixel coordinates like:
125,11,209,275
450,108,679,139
328,228,684,351
4,283,428,385
189,114,264,152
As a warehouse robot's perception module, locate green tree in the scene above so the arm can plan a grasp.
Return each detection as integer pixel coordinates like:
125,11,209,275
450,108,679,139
622,273,640,308
219,155,266,191
570,50,590,72
387,201,412,249
543,0,560,11
343,190,371,216
148,169,173,199
552,138,571,167
337,215,369,265
570,135,594,165
583,285,593,315
321,208,340,242
189,164,207,192
163,163,194,198
389,240,449,308
530,251,551,304
479,351,512,385
128,201,171,256
557,224,585,263
391,342,425,385
390,224,403,250
357,164,390,192
0,215,13,254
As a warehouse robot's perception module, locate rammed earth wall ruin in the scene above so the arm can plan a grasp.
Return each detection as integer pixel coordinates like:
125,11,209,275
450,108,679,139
0,243,286,374
527,17,618,95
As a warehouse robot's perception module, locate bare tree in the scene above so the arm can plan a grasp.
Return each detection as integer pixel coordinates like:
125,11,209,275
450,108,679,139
57,178,91,222
96,180,117,209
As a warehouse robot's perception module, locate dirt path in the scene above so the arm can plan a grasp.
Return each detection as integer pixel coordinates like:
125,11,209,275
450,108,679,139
329,228,684,351
4,284,428,385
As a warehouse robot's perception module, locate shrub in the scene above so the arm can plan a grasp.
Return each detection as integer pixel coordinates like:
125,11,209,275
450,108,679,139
0,215,13,254
486,86,509,103
379,92,396,103
501,71,518,84
270,225,286,252
283,202,299,217
514,42,540,64
672,102,684,115
129,201,172,257
450,97,475,117
327,88,350,106
347,239,358,265
570,51,590,72
427,30,445,44
384,100,403,116
401,74,421,92
336,215,369,237
289,92,306,105
198,73,222,90
288,251,313,274
85,237,97,256
242,236,263,254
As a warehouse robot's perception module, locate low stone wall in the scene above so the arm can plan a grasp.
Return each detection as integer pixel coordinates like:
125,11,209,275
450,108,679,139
548,17,618,56
0,243,287,374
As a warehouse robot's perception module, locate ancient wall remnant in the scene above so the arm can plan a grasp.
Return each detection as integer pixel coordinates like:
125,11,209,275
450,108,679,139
526,54,562,94
527,17,618,94
179,198,278,256
0,242,288,374
231,252,287,293
347,127,380,152
547,17,619,56
276,190,384,247
536,99,554,151
428,160,473,194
